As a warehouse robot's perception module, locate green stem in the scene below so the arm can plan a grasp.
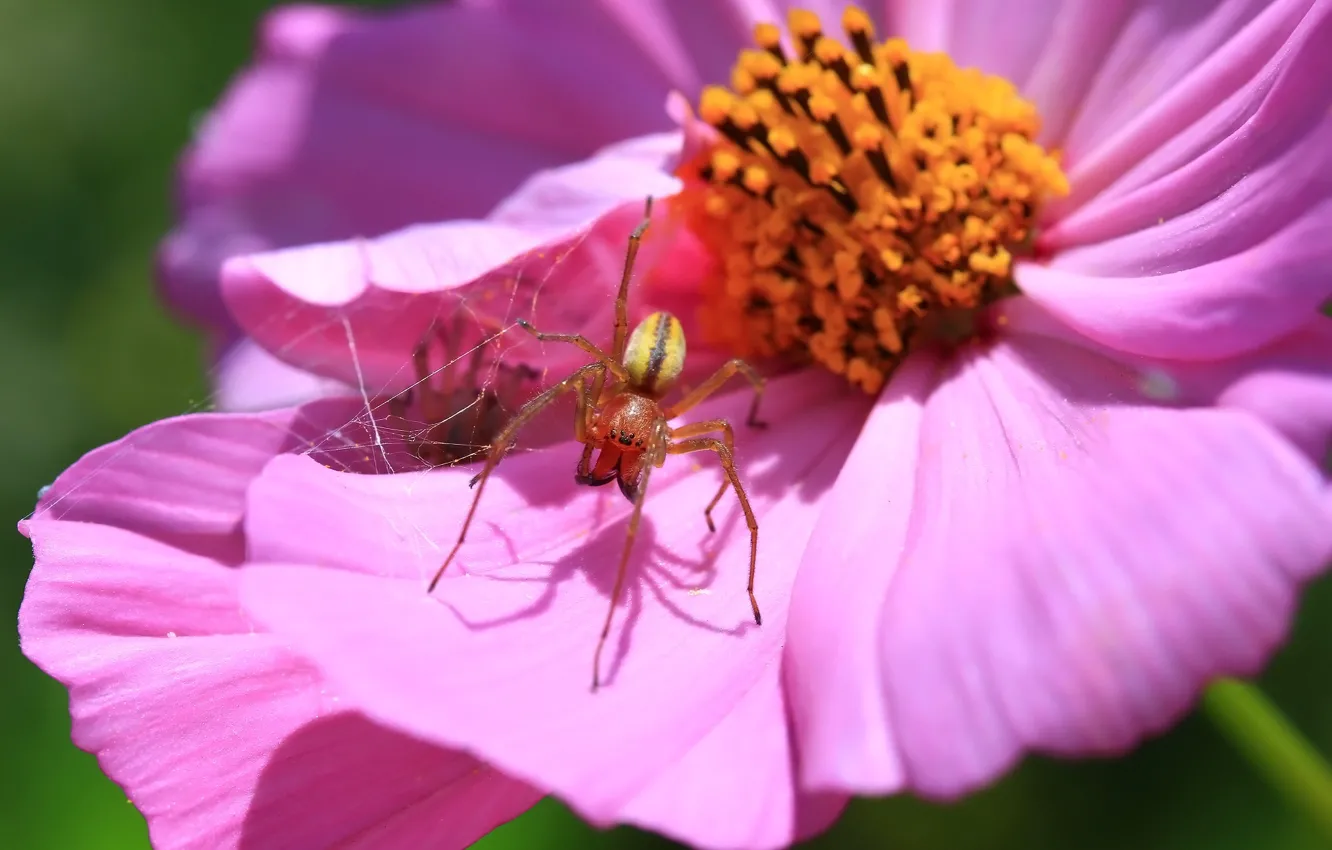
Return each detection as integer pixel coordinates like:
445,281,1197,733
1203,678,1332,839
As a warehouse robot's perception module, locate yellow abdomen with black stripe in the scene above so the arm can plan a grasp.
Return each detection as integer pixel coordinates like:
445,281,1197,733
623,311,686,398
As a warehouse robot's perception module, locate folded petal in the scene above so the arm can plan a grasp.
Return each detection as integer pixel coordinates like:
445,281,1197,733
162,0,690,333
786,319,1332,796
241,369,870,848
220,133,683,392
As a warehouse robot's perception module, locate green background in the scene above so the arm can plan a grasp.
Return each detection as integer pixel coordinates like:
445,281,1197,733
2,1,1329,847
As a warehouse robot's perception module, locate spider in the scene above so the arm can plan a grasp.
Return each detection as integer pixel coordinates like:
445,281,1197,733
428,196,767,691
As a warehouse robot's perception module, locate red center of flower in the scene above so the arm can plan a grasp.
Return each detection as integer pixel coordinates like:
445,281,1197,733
676,7,1069,393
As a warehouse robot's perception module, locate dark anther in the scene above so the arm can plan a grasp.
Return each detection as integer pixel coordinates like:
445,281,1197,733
826,56,853,90
790,89,816,121
826,182,858,213
797,218,827,237
714,118,760,154
756,79,796,115
847,28,875,65
866,87,892,127
780,147,813,182
892,63,913,102
823,115,852,155
797,32,821,61
865,147,897,190
863,264,883,290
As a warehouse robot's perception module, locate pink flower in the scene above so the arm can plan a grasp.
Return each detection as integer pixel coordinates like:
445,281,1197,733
24,2,1332,850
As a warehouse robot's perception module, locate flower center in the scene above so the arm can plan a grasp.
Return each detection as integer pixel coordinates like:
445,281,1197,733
676,7,1069,393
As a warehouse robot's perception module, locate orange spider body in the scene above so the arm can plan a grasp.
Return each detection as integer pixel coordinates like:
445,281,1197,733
429,198,767,691
576,311,685,501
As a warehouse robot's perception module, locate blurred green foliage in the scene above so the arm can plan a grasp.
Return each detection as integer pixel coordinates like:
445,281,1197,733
1,1,1329,848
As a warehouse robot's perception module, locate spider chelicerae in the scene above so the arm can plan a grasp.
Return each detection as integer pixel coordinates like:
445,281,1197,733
428,197,767,691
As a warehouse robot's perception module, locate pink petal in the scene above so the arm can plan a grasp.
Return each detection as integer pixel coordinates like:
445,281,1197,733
28,404,349,557
1018,1,1332,358
20,411,541,848
887,0,1132,147
1003,301,1332,466
783,355,941,792
220,133,683,393
1018,199,1331,362
1051,0,1316,222
19,520,536,850
213,335,354,411
240,369,870,848
787,317,1332,797
895,1,1304,192
1204,319,1332,466
162,0,689,333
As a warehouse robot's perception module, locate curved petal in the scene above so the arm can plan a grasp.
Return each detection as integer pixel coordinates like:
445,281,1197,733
19,519,534,850
786,322,1332,796
213,335,355,411
26,403,358,558
1051,0,1315,221
161,0,687,333
219,133,683,393
783,354,939,793
240,369,870,849
1017,195,1332,362
1002,301,1332,467
889,1,1305,210
1019,1,1332,358
19,410,542,849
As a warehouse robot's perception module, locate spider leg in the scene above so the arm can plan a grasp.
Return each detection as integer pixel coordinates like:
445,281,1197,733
572,368,602,478
662,359,767,427
610,196,654,363
667,418,736,533
516,320,630,384
592,422,665,691
428,361,605,592
667,436,761,626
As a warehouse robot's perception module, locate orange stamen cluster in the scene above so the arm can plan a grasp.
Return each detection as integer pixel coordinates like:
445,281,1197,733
678,7,1069,393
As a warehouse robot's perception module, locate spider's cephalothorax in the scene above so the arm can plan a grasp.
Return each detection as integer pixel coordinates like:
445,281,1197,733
575,311,686,502
428,197,768,691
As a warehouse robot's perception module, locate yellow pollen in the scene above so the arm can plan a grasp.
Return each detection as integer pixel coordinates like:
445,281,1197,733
676,6,1069,394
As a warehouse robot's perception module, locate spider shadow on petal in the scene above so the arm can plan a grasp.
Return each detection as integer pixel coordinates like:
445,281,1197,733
432,514,752,687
